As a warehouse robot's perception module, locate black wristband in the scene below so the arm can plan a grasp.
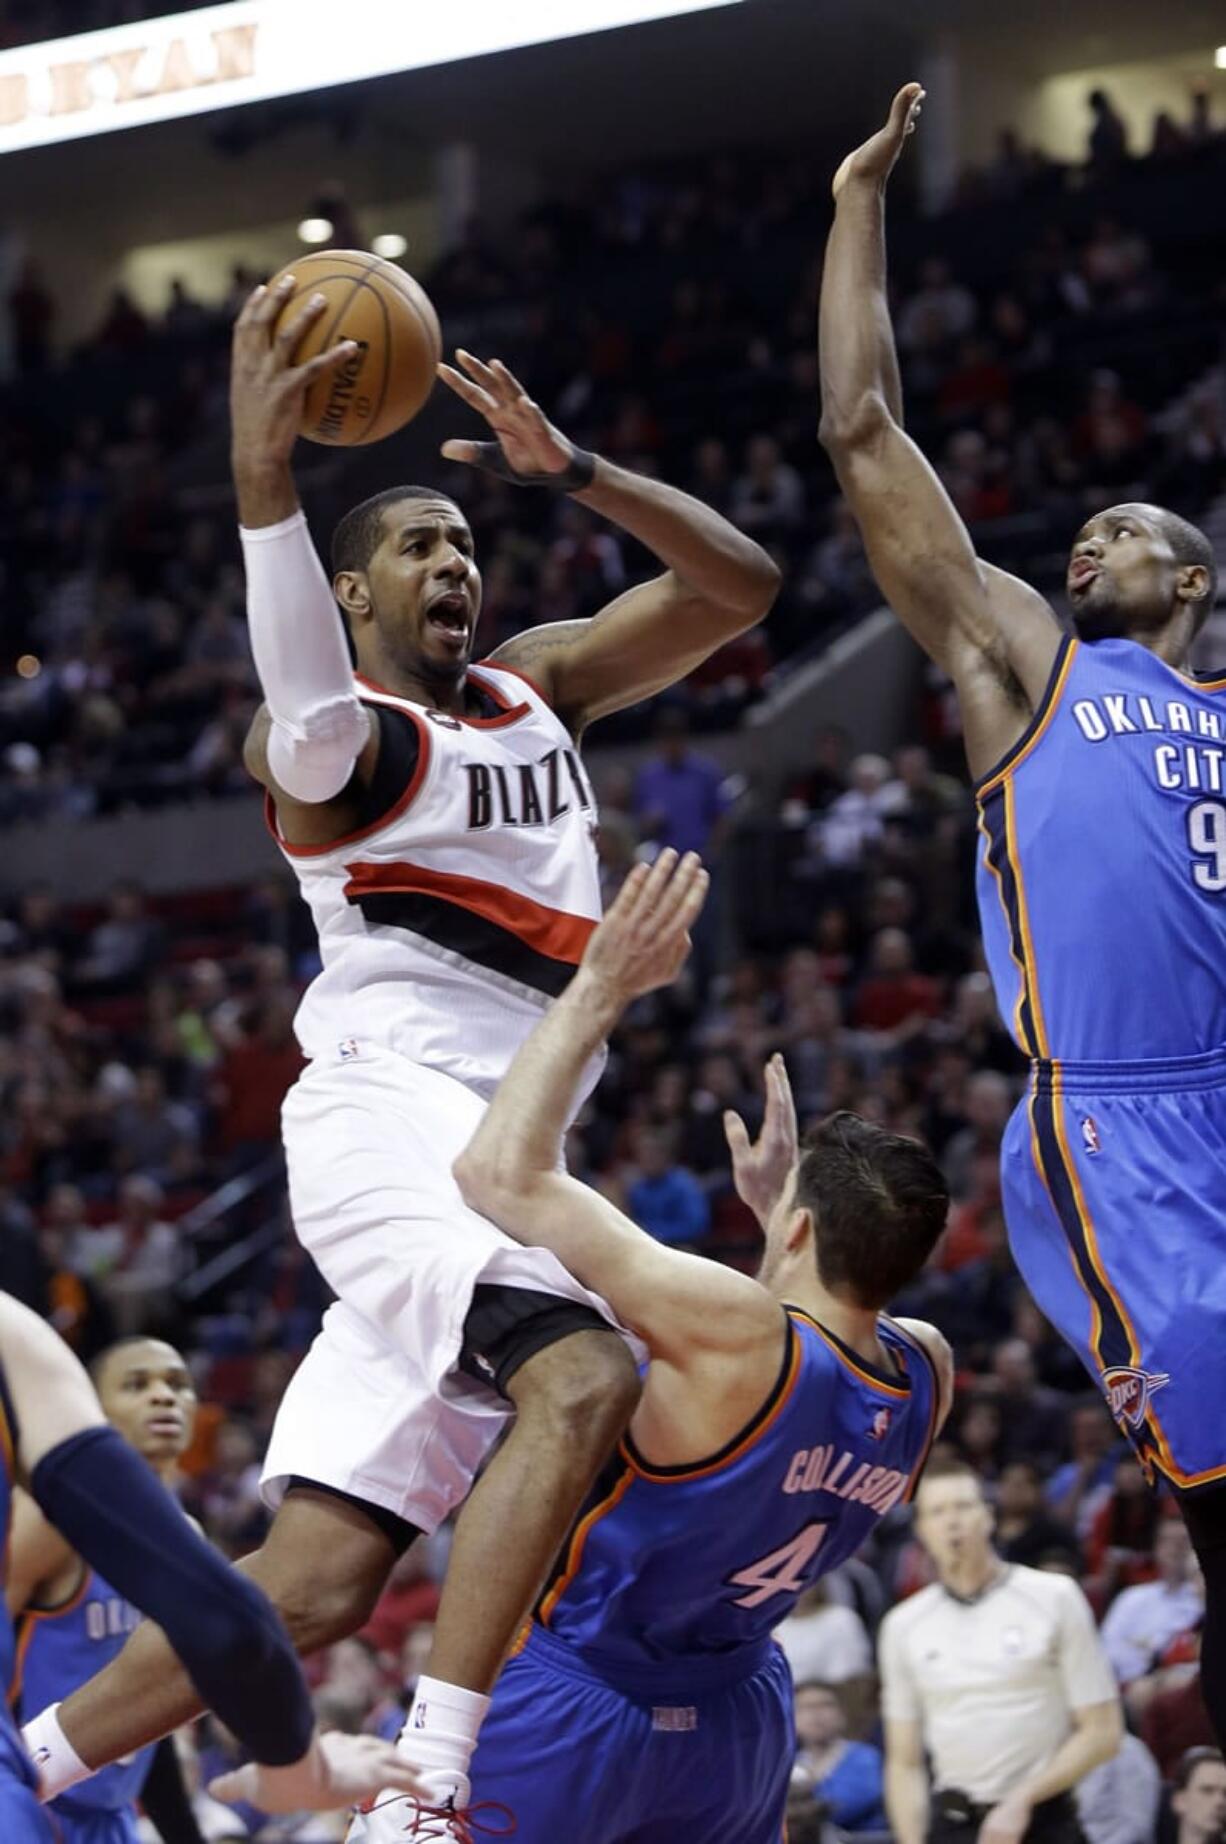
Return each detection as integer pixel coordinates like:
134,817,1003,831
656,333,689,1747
462,441,598,491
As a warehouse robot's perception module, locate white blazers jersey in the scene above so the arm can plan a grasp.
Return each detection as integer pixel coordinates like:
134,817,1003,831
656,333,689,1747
269,662,604,1098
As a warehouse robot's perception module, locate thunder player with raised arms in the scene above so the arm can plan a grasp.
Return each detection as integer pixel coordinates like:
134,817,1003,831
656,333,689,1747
438,852,950,1844
819,85,1226,1750
8,1339,202,1844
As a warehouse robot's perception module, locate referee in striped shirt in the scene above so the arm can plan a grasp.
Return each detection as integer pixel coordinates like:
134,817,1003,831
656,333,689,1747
880,1458,1122,1844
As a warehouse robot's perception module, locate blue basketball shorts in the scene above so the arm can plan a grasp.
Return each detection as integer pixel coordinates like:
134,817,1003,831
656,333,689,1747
469,1624,793,1844
1001,1046,1226,1489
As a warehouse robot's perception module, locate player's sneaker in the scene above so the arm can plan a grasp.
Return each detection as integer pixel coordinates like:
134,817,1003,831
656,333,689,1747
346,1793,516,1842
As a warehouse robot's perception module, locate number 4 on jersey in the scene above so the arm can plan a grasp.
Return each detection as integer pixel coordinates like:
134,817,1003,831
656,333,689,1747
726,1521,830,1609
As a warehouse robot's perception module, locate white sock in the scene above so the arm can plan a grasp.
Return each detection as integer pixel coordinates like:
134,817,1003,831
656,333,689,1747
395,1676,490,1808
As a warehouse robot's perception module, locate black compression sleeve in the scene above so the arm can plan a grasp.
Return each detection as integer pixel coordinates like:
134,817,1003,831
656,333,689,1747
31,1427,313,1766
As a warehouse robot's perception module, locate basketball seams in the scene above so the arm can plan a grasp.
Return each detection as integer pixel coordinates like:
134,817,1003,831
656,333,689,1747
277,251,436,444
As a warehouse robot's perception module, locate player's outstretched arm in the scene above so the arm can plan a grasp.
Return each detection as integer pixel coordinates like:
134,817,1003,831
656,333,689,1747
230,276,378,816
0,1294,421,1815
818,87,1060,750
454,853,780,1362
438,351,780,732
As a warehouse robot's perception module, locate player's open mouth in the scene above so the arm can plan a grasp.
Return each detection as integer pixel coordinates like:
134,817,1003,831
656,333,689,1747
146,1416,183,1437
426,592,469,638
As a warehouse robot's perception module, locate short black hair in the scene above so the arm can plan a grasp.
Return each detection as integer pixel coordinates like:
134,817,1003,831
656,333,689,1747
1175,1748,1225,1792
88,1334,180,1387
797,1112,949,1308
1155,506,1219,629
330,486,459,577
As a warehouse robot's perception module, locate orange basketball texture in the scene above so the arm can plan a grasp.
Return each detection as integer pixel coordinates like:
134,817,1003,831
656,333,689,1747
268,250,442,447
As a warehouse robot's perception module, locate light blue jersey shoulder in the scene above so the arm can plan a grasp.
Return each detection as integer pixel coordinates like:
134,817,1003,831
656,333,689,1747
0,1361,39,1797
14,1570,154,1812
535,1310,939,1672
976,635,1226,1062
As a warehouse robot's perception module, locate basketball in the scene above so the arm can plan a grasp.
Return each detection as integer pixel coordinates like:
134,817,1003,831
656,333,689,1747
268,249,442,447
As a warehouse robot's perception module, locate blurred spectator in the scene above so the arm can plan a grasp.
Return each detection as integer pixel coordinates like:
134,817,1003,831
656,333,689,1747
789,1681,887,1833
72,881,165,996
774,1580,874,1688
997,1461,1082,1569
852,929,941,1034
731,434,805,537
91,1175,182,1335
1169,1749,1226,1844
1142,1671,1218,1778
1047,1405,1121,1541
898,258,977,354
109,1065,198,1181
625,1126,710,1251
989,1338,1067,1473
1087,90,1130,172
1075,1730,1162,1844
632,709,730,858
8,258,54,373
818,755,893,869
1085,1458,1164,1605
1100,1522,1203,1689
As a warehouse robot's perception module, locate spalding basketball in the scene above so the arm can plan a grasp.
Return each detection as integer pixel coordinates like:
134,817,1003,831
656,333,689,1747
268,250,442,447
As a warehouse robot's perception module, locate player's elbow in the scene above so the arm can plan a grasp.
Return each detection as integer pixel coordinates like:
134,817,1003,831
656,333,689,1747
452,1145,535,1227
819,389,893,458
733,546,782,621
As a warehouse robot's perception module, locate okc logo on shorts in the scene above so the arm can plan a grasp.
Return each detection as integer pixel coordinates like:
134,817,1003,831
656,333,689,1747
1102,1366,1171,1429
869,1407,892,1441
1081,1116,1102,1156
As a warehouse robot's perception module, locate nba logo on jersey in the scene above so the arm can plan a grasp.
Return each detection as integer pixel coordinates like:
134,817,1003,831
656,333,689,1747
1081,1116,1102,1156
869,1407,892,1441
413,1703,428,1729
338,1038,361,1061
1103,1366,1171,1429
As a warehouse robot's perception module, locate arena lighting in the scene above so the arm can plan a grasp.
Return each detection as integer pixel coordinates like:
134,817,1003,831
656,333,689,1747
372,233,409,260
1216,45,1226,67
0,0,743,155
297,216,333,243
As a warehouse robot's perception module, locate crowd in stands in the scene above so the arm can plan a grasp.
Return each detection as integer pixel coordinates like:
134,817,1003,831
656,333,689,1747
3,80,1226,1843
4,87,1226,816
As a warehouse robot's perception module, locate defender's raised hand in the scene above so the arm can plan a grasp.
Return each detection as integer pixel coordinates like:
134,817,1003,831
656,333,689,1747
725,1054,799,1228
229,274,357,472
832,81,924,199
438,351,594,486
580,850,709,1007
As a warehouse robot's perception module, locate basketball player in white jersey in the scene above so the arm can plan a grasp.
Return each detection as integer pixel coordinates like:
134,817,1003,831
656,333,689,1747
24,276,780,1831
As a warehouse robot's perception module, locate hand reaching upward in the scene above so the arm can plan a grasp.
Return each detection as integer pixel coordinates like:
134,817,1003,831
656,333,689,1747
832,82,925,199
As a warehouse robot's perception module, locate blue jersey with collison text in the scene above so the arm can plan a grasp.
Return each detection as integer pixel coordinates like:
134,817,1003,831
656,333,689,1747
976,635,1226,1063
535,1308,939,1674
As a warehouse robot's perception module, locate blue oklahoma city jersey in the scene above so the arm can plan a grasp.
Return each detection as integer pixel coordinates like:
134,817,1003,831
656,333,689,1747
537,1308,939,1669
977,635,1226,1062
15,1569,153,1825
0,1358,55,1844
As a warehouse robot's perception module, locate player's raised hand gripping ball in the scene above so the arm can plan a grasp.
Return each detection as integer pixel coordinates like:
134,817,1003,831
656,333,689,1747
231,252,441,456
581,850,709,1005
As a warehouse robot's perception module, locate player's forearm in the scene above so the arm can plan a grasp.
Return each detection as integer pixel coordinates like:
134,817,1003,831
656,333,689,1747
55,1618,202,1768
818,177,904,447
885,1758,929,1844
574,459,779,620
232,453,300,528
1013,1709,1122,1806
459,966,620,1194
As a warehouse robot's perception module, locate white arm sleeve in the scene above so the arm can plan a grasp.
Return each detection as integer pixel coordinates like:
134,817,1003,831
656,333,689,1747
240,509,370,804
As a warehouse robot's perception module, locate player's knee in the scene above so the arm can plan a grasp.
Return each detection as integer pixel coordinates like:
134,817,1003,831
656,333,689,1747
510,1331,641,1445
240,1497,394,1654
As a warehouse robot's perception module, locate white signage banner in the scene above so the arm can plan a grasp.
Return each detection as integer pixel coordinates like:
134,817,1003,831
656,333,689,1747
0,0,741,155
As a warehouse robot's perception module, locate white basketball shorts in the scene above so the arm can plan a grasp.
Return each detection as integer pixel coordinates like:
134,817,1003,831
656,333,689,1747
261,1039,634,1535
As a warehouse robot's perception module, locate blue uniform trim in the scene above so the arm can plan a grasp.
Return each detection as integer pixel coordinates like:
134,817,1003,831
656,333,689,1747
622,1314,799,1481
973,634,1077,798
978,784,1042,1057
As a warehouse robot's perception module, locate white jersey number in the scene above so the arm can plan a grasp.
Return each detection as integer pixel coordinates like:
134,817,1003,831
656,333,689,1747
1188,800,1226,892
726,1521,830,1609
